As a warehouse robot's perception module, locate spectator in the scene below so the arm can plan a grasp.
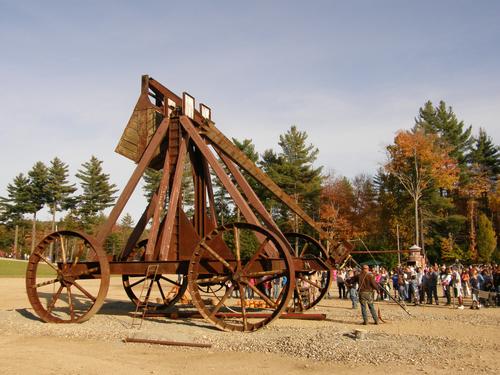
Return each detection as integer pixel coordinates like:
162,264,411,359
391,270,399,299
346,269,358,309
451,266,464,309
337,269,347,299
441,268,452,305
428,265,440,305
470,269,480,309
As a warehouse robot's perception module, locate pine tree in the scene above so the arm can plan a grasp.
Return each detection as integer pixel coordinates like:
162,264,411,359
76,156,118,230
47,157,76,232
260,126,323,232
232,137,264,210
181,159,195,214
120,213,135,228
118,213,135,256
416,100,473,167
0,173,32,258
476,212,497,262
142,168,162,201
27,161,50,252
468,128,500,181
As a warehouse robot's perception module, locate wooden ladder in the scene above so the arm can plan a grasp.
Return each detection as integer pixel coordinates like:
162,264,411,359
130,264,159,329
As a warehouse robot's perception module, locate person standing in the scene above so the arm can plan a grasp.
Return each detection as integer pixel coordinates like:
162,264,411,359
337,269,347,299
470,270,480,309
451,267,465,309
441,268,452,305
346,269,359,309
428,265,439,305
351,264,379,325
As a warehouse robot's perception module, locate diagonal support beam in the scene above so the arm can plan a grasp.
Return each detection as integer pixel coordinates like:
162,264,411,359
201,122,322,235
179,116,261,228
145,148,171,260
119,192,159,260
97,118,171,245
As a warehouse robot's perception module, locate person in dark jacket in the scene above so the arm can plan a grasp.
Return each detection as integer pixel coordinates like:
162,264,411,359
350,264,379,325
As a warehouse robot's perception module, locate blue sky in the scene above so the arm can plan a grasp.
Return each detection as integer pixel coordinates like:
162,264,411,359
1,1,499,222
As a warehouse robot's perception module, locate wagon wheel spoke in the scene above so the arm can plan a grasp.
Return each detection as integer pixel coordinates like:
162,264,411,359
72,243,84,266
276,281,287,304
159,275,182,287
128,277,147,288
156,280,167,302
253,272,286,286
209,284,234,319
242,280,278,309
239,284,248,331
59,234,67,265
35,278,59,288
297,275,322,290
72,281,96,302
38,254,61,274
294,284,305,311
234,226,241,269
242,239,270,274
201,242,235,272
299,243,309,257
66,286,75,320
144,278,155,302
46,284,64,313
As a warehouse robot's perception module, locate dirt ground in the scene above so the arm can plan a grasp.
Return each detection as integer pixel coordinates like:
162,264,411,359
0,277,498,374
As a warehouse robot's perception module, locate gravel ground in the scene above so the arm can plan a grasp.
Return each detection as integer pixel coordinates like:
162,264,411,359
0,278,498,374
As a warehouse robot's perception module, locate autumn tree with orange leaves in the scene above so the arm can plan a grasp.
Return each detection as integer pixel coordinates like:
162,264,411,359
319,175,355,247
385,127,459,247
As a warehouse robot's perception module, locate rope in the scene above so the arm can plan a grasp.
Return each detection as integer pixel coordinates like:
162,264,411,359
347,239,413,317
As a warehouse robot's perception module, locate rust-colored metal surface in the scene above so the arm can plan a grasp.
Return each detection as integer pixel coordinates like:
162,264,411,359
26,75,352,332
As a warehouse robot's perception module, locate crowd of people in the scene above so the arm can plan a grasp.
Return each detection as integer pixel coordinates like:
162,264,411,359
333,263,500,310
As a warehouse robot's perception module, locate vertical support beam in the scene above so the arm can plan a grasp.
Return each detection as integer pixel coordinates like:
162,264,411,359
96,118,170,245
191,148,207,236
157,137,188,260
202,157,217,227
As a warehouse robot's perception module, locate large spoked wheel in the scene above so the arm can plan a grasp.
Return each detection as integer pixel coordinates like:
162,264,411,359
188,222,295,332
121,240,188,310
285,232,331,312
26,230,110,323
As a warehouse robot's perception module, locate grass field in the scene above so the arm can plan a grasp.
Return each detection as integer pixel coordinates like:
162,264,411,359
0,258,54,277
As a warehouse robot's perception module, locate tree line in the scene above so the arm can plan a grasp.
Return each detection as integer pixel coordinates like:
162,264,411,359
0,100,498,266
0,156,118,257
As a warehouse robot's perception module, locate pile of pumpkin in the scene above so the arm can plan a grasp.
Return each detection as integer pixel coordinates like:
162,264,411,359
235,299,271,308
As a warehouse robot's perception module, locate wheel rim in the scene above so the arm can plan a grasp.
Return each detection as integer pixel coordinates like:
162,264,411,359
188,222,295,332
285,232,331,312
121,240,187,310
26,230,110,323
